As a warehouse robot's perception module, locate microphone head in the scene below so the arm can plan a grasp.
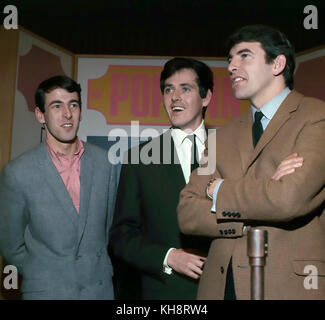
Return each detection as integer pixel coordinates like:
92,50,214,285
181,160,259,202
247,228,268,258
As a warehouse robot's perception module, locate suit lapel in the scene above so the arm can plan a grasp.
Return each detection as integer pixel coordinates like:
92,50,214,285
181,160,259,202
76,143,93,249
37,143,79,229
237,111,255,174
246,90,302,171
160,130,186,192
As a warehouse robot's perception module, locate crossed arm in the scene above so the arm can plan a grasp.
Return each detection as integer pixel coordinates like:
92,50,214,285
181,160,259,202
208,153,303,197
171,153,303,278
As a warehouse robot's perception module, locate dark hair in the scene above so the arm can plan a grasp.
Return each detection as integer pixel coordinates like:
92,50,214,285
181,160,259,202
160,57,214,98
160,57,214,118
226,25,296,89
35,75,82,113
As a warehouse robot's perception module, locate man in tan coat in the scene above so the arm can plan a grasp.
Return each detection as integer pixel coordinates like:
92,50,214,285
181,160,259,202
177,25,325,300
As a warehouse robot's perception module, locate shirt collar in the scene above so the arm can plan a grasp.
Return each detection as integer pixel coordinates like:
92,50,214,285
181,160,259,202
251,87,291,121
171,120,206,147
46,137,85,160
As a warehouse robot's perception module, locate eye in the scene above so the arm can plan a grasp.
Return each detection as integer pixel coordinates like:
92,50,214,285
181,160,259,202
164,87,173,94
70,103,79,109
183,87,191,92
52,104,61,109
241,53,250,59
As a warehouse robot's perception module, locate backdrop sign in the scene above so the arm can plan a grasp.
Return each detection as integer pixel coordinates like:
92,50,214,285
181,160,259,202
86,61,250,128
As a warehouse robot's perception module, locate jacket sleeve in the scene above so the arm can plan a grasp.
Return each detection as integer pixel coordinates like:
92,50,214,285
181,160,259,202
0,164,28,272
109,162,171,280
178,108,325,235
177,146,244,238
216,115,325,223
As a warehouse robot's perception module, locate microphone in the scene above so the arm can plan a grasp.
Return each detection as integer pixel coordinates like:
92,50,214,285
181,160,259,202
247,228,268,300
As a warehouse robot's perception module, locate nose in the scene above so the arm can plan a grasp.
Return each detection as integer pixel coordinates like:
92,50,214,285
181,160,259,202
171,88,181,102
228,59,238,75
63,105,72,119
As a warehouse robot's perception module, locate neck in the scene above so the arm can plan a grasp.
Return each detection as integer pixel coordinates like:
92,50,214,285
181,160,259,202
175,120,204,135
46,136,79,159
251,82,286,109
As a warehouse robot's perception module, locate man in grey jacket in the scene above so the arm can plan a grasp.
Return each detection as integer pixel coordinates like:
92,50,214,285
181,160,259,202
0,75,118,300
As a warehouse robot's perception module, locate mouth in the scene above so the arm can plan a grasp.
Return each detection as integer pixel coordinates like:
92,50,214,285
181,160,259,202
232,76,246,87
61,123,73,128
171,106,185,112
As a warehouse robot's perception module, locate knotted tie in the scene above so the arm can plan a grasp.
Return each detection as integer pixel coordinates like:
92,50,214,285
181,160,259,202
189,135,199,172
252,111,264,148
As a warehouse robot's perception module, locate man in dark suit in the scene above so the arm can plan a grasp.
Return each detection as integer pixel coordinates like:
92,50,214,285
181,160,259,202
0,76,118,299
109,58,214,299
178,25,325,299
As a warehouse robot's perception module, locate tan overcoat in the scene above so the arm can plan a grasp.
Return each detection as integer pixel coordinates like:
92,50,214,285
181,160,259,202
178,91,325,299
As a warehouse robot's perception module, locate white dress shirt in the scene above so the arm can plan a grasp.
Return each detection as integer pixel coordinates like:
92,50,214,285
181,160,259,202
171,120,207,184
163,120,207,274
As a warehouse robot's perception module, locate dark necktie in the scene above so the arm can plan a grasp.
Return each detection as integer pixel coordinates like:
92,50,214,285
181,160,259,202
252,111,264,148
190,135,199,172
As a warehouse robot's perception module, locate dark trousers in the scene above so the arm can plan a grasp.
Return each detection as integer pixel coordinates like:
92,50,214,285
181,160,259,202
224,257,237,300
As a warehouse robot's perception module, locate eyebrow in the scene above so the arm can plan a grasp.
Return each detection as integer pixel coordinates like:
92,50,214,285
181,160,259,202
228,48,254,60
164,83,195,88
48,99,80,106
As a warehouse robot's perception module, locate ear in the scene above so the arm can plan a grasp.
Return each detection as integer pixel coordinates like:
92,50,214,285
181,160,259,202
202,89,212,107
273,55,286,76
35,107,45,125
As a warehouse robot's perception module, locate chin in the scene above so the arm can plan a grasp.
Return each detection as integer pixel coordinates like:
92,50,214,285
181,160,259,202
58,136,78,143
233,89,250,100
171,121,186,130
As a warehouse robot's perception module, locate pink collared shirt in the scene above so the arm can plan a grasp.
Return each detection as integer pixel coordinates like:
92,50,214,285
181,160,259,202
46,138,85,213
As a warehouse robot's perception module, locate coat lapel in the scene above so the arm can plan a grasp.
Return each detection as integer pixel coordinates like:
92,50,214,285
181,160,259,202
76,143,93,249
246,90,302,171
236,111,255,174
37,143,79,229
160,130,186,192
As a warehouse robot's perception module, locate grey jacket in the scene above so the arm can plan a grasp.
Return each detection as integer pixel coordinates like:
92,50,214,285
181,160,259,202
0,142,118,300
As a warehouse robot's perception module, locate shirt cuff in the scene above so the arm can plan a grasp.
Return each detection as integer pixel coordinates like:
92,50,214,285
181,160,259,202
163,248,175,275
211,179,224,213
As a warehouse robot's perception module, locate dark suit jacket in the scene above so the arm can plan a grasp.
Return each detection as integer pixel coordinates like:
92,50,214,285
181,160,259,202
0,142,118,300
178,91,325,299
109,130,211,299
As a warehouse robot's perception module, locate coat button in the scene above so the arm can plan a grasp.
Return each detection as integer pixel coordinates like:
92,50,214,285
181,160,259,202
222,211,227,217
220,266,224,274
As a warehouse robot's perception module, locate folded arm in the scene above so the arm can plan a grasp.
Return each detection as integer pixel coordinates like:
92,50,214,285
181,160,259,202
178,117,325,235
215,119,325,223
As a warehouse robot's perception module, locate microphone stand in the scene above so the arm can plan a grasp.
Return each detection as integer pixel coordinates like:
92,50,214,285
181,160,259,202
247,228,268,300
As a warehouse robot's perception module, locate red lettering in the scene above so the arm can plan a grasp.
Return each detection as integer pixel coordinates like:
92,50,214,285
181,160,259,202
151,74,163,117
207,76,220,119
221,76,240,119
131,74,150,117
110,73,129,116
